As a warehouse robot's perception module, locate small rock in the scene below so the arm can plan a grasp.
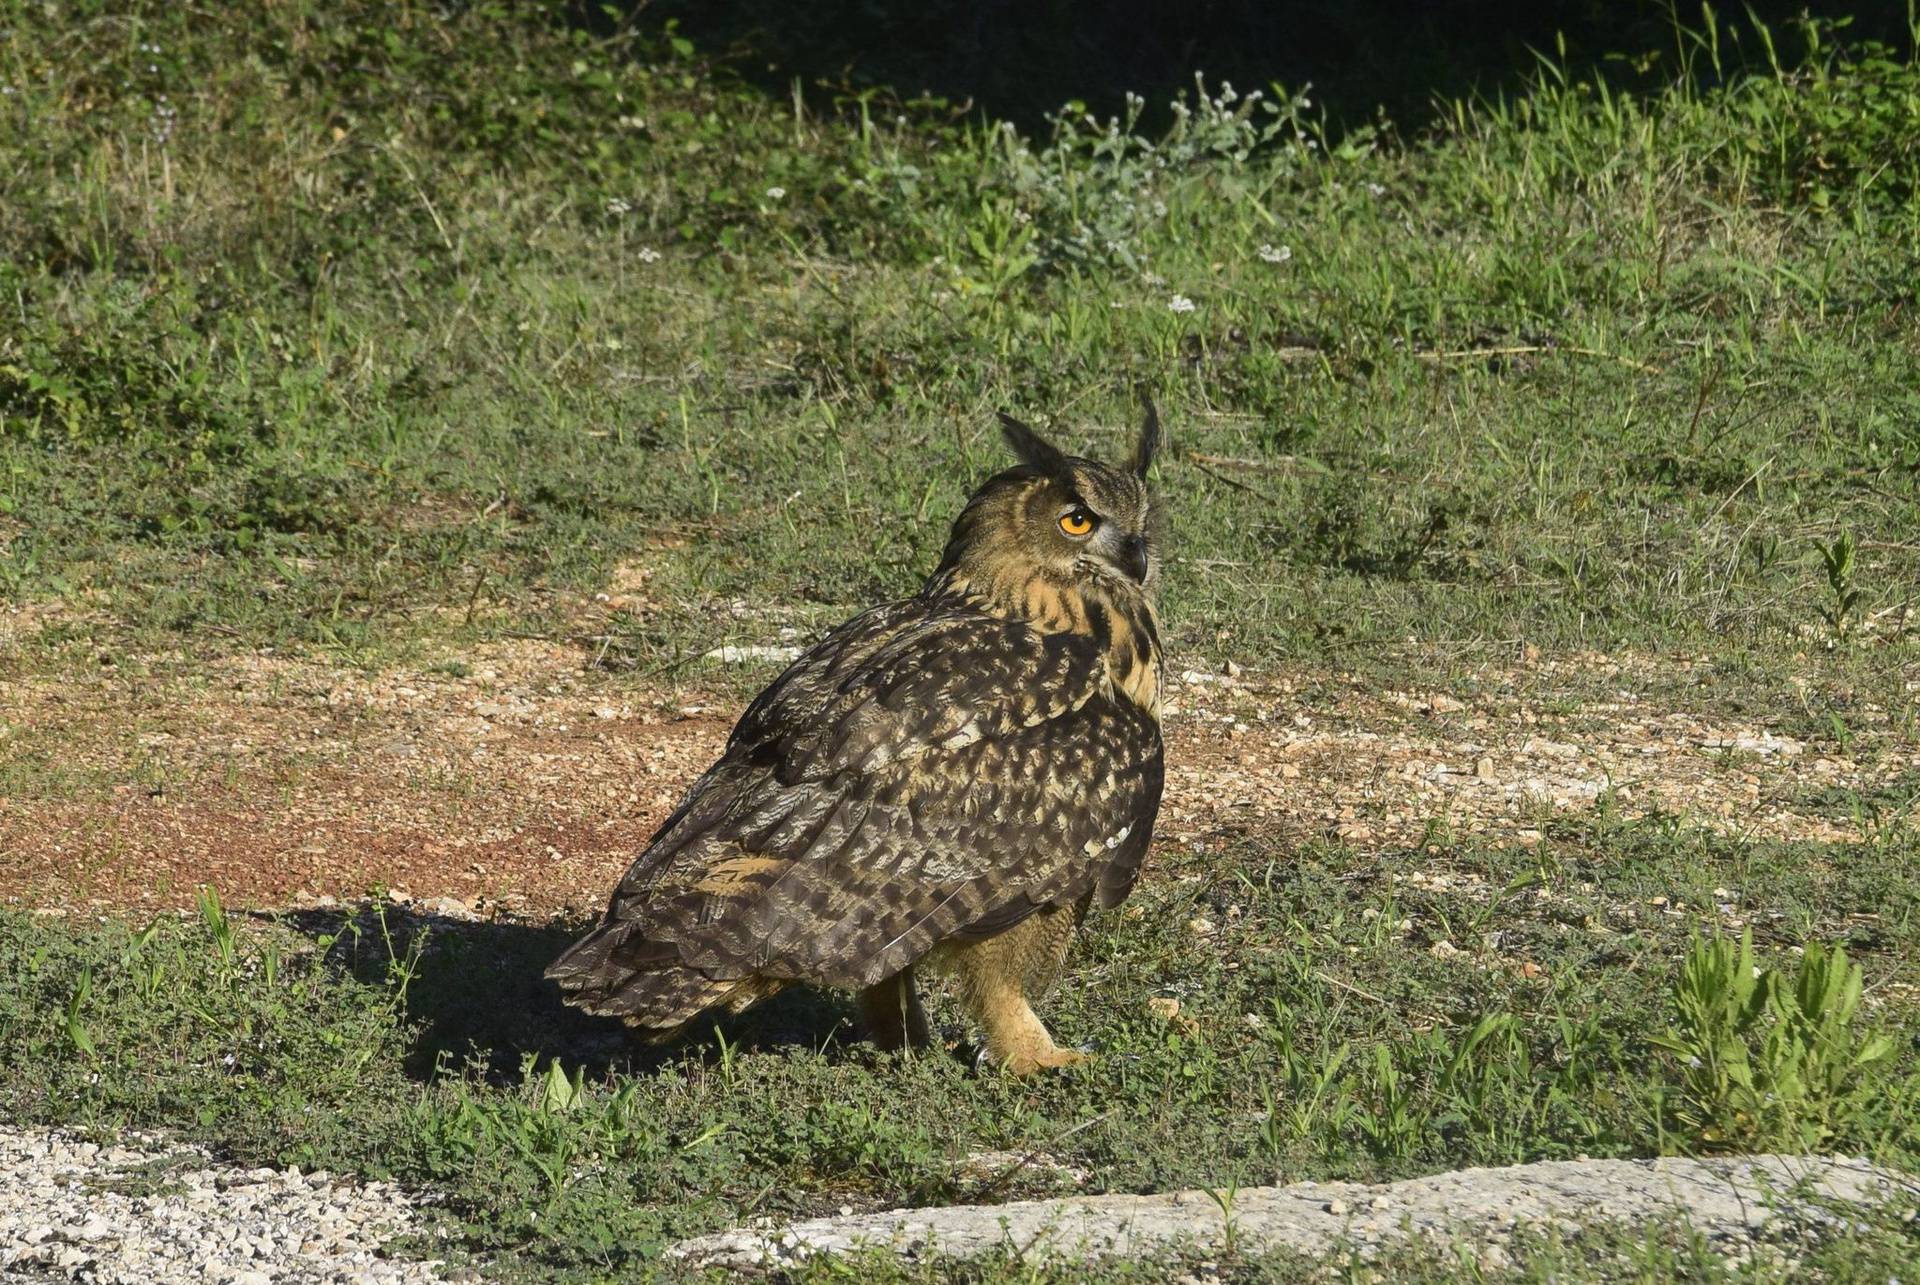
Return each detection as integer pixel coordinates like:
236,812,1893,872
703,644,802,664
1147,997,1182,1022
1475,757,1498,782
1325,1199,1348,1215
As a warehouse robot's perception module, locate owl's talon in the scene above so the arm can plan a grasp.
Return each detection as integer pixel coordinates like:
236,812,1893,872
999,1045,1091,1076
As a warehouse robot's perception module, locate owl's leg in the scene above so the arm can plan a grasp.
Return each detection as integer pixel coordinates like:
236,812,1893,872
970,982,1087,1075
949,910,1087,1075
858,966,933,1051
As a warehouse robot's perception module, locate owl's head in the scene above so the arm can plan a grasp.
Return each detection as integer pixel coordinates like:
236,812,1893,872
934,402,1164,602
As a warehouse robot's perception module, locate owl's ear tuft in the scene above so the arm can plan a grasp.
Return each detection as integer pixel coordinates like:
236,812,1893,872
1125,397,1162,479
998,412,1067,471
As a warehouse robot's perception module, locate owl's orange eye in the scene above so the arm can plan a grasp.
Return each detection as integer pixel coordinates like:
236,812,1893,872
1058,508,1096,537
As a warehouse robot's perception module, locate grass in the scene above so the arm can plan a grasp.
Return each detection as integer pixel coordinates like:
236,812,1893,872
3,812,1918,1278
4,0,1920,1279
2,1,1917,688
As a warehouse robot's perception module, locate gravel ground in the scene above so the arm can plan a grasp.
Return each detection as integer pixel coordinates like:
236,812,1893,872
0,1128,448,1284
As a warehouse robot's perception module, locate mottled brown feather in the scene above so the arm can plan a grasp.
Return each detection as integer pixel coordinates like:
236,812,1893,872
548,410,1166,1041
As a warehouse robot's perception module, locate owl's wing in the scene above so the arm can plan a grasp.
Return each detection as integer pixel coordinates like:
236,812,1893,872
559,596,1162,995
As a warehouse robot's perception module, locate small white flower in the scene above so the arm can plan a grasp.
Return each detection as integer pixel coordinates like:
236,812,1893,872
605,197,631,216
604,338,623,352
1143,272,1167,287
1257,243,1292,264
636,247,661,264
1366,182,1387,197
1167,295,1196,314
764,186,786,200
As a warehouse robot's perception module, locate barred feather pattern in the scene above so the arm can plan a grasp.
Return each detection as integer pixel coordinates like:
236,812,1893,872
546,588,1163,1031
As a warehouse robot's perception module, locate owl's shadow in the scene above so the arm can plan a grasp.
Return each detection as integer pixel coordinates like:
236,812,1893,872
272,905,866,1083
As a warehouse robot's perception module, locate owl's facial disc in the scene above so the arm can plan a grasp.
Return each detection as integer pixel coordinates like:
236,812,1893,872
1084,516,1151,584
1048,474,1152,586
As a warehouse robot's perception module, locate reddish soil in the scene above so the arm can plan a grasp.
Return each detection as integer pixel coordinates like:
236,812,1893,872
2,620,1912,922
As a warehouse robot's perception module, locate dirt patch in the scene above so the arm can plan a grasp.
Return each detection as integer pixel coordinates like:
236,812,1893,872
1,642,1913,918
1158,656,1908,856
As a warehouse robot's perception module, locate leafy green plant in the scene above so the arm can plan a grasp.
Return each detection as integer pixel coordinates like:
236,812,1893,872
1653,930,1899,1150
63,966,96,1058
1817,529,1862,638
1203,1179,1242,1257
984,76,1316,271
196,885,237,976
1259,1004,1356,1160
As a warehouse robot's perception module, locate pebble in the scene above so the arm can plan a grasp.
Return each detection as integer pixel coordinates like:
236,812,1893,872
0,1126,444,1283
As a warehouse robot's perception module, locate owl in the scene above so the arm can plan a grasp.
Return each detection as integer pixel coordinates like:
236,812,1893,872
547,404,1166,1073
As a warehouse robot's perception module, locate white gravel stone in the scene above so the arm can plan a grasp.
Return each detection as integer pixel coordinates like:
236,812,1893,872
0,1127,447,1284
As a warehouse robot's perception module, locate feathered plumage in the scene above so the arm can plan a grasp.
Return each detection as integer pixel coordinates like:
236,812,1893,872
548,403,1167,1072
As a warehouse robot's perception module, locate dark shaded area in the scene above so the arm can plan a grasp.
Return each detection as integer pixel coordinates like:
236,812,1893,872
619,0,1914,129
273,906,910,1082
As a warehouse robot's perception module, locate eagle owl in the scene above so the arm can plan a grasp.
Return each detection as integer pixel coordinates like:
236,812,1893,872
548,405,1165,1073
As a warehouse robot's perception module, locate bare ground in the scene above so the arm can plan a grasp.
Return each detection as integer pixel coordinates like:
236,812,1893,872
4,610,1913,921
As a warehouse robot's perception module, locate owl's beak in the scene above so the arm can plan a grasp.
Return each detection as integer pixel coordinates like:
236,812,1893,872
1117,535,1150,583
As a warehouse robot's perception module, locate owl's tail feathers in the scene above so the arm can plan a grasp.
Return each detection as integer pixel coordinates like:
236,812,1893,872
546,919,780,1038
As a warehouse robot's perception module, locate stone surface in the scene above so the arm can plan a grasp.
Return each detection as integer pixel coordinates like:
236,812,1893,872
670,1154,1911,1270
